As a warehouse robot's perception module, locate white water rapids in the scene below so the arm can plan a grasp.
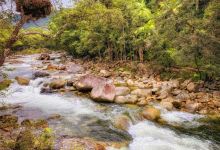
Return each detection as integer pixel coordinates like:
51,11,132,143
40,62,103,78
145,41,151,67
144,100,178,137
0,55,218,150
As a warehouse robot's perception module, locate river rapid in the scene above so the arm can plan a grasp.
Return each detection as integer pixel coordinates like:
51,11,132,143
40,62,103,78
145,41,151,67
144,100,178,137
0,54,219,150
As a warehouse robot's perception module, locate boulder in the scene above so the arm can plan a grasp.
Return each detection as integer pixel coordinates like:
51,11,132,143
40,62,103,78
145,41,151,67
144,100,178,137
131,89,152,97
187,82,197,92
49,80,66,89
38,53,50,60
66,63,84,73
160,101,173,111
91,83,116,102
34,71,50,78
115,95,138,104
127,79,134,87
0,115,18,131
141,107,161,121
15,76,30,86
75,74,108,91
113,115,131,131
115,87,130,96
60,138,105,150
100,70,111,78
185,101,201,113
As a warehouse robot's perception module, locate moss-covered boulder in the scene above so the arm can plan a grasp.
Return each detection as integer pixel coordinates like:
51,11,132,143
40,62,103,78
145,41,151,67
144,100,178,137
0,79,12,91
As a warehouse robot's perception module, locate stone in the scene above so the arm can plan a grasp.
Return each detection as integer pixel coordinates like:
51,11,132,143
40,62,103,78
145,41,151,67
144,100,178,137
115,95,138,104
185,101,201,113
49,80,66,89
181,79,191,89
100,70,111,78
0,79,12,90
15,76,30,86
38,53,50,60
91,83,116,102
187,82,197,92
115,87,130,96
113,115,131,131
131,89,152,97
172,100,182,109
60,138,105,150
75,74,109,91
66,63,84,73
141,107,161,121
137,99,148,106
127,79,134,87
0,115,18,131
160,101,173,111
176,91,190,100
34,71,50,78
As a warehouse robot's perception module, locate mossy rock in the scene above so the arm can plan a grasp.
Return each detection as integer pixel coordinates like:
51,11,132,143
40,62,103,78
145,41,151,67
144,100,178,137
0,79,12,91
0,115,18,131
15,130,35,150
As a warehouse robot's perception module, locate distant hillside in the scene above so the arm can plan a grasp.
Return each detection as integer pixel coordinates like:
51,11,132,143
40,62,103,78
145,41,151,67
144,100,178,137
23,17,50,28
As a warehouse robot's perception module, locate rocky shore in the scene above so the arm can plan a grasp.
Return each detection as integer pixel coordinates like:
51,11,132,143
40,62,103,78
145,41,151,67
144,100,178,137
7,53,220,116
1,52,220,150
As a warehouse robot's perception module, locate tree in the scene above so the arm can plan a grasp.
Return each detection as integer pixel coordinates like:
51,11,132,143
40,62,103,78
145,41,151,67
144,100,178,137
0,0,52,66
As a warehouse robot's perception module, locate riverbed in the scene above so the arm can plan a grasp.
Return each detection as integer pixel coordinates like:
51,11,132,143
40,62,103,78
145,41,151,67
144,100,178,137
0,54,219,150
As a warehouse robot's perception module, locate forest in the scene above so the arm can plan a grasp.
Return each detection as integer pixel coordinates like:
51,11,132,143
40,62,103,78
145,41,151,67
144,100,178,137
0,0,219,80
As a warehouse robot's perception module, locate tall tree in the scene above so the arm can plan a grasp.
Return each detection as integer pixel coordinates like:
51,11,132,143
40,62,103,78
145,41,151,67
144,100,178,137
0,0,52,66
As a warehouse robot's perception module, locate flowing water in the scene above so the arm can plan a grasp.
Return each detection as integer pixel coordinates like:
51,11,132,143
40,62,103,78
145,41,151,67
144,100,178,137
0,54,219,150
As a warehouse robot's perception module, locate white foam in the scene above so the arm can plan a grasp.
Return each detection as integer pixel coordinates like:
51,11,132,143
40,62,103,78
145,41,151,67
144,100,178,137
161,111,203,127
128,121,212,150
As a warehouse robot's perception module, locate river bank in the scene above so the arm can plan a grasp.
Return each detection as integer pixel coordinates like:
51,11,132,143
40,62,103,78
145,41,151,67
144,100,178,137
0,52,220,150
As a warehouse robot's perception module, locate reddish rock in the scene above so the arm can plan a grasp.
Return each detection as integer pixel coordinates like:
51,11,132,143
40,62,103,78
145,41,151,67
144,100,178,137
91,83,116,102
75,75,109,91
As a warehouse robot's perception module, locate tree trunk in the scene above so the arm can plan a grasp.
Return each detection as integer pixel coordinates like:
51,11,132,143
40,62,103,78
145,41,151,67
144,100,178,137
0,15,29,66
138,47,144,62
107,41,113,61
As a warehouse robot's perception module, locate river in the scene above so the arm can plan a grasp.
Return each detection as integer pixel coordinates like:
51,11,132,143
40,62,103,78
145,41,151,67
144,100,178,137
0,54,219,150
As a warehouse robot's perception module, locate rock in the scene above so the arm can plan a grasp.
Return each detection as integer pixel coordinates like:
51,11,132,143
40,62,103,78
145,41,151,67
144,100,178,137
38,53,50,60
141,107,161,121
172,100,182,109
213,91,220,100
60,138,105,150
113,115,131,131
49,80,66,89
91,83,116,102
100,70,111,78
131,89,152,97
15,130,35,150
176,91,190,100
160,101,173,111
187,82,197,92
15,76,30,85
0,79,12,90
137,99,148,106
181,79,191,89
168,79,180,88
157,90,169,99
0,115,18,131
185,101,201,113
127,79,134,87
34,71,50,78
66,63,84,73
40,87,53,93
115,95,138,104
115,87,130,96
75,74,109,91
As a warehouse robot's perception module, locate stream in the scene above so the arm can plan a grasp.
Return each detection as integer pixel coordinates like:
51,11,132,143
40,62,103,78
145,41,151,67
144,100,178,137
0,54,220,150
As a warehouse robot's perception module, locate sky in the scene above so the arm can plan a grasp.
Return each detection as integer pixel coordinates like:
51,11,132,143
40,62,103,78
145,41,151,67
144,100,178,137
0,0,74,12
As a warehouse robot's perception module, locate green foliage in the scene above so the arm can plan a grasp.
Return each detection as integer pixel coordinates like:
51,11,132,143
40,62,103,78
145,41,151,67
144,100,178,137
50,0,153,60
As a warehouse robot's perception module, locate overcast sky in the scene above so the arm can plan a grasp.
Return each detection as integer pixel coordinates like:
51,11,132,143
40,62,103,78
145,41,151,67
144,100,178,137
0,0,75,12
